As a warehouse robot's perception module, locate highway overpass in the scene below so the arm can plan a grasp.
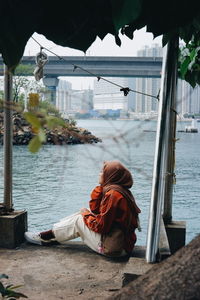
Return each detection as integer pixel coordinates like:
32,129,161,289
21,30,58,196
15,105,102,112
0,56,162,78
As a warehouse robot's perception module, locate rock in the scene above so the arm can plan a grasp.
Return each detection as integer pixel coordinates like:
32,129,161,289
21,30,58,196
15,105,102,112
122,273,140,287
0,113,101,146
108,234,200,300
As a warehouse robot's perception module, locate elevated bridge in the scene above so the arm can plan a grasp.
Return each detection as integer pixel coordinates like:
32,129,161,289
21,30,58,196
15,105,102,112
0,56,162,78
0,56,162,103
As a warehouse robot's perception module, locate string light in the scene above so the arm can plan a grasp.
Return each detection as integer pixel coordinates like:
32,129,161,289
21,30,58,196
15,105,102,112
31,36,160,100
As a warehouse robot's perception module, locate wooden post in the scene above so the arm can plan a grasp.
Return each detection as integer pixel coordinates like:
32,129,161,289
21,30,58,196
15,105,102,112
163,37,178,223
3,65,13,211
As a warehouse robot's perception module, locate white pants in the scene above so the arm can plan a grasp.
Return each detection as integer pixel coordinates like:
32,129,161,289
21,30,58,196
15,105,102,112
52,212,127,257
52,212,102,254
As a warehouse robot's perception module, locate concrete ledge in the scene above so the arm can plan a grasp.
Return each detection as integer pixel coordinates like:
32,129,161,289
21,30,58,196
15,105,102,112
0,242,147,300
0,210,27,248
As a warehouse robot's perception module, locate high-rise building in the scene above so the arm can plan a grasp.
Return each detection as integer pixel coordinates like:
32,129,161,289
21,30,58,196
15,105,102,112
137,44,163,57
56,79,93,117
134,44,162,115
56,79,72,115
177,79,200,116
93,78,128,111
70,89,93,113
93,44,162,117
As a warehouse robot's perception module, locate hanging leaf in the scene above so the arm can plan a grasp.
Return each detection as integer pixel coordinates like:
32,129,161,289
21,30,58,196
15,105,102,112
23,112,41,129
111,0,142,31
28,135,42,153
0,0,200,70
178,35,200,86
38,129,46,143
179,56,191,78
46,116,66,129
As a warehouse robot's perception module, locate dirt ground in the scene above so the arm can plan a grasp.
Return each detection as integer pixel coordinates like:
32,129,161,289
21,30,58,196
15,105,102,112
0,242,151,300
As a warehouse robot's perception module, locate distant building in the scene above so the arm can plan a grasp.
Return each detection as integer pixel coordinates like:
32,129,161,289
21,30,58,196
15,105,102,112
93,77,136,116
70,89,93,113
92,44,162,117
177,79,200,117
134,44,162,115
56,46,200,119
137,44,163,57
56,79,72,115
56,79,93,117
131,44,200,118
94,78,127,111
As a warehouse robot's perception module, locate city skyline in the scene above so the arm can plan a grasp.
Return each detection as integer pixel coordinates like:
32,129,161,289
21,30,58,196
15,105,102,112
55,43,200,118
24,28,162,90
56,44,163,117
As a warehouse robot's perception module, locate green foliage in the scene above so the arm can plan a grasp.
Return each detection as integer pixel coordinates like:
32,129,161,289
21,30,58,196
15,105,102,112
23,111,46,153
178,36,200,87
0,0,199,69
0,1,200,87
12,65,44,103
18,98,75,153
67,118,77,126
38,100,61,117
111,0,141,32
14,64,34,76
13,77,29,103
23,110,67,153
28,135,43,153
23,112,41,129
162,14,200,87
45,115,65,129
0,274,28,299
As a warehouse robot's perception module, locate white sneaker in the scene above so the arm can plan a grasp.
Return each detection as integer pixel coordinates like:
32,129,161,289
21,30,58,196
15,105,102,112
25,232,44,245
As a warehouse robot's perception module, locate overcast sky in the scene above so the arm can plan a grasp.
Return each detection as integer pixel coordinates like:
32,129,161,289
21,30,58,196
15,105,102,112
24,28,162,89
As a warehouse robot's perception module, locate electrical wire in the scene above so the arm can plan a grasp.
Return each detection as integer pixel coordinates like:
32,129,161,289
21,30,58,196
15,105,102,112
31,36,160,100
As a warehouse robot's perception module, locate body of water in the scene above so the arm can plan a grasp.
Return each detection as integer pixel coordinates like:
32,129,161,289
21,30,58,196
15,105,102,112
0,119,199,246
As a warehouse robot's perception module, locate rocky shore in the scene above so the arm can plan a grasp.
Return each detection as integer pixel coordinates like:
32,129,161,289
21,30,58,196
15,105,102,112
0,113,101,146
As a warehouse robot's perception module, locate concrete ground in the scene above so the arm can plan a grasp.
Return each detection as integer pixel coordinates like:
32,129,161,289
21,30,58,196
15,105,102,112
0,242,152,300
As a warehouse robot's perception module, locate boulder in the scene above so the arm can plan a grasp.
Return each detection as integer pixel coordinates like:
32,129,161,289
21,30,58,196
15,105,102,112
108,234,200,300
0,113,101,146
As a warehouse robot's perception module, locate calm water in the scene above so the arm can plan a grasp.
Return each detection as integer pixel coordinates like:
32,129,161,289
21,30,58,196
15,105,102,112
0,119,199,245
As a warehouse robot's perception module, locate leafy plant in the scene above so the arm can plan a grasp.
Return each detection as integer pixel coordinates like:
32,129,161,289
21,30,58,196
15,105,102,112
162,14,200,88
0,274,28,299
23,110,66,153
38,100,61,117
178,39,200,87
0,97,88,153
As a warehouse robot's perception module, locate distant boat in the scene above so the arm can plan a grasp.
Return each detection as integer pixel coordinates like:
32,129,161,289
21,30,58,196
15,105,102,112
143,130,156,132
184,119,198,133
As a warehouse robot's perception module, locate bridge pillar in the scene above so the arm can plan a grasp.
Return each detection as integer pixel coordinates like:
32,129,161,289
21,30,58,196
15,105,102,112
43,77,59,105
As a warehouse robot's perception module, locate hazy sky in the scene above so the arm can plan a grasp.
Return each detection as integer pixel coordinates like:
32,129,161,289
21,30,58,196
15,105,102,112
24,28,162,89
